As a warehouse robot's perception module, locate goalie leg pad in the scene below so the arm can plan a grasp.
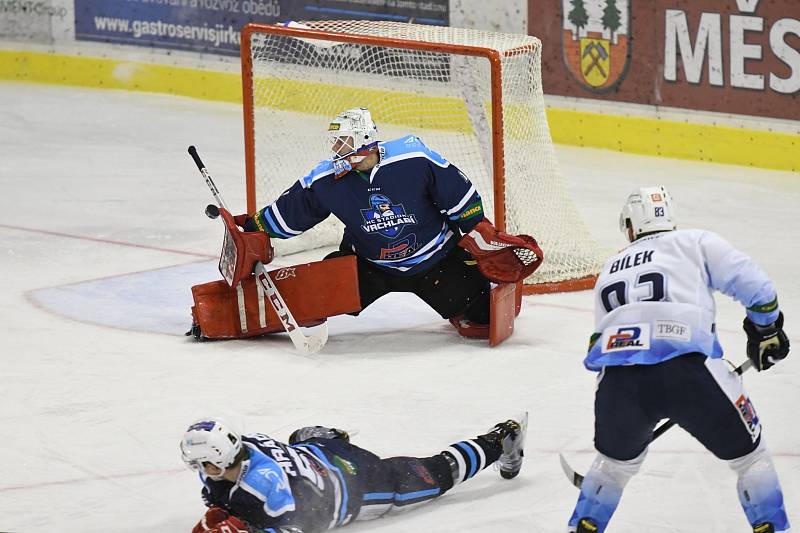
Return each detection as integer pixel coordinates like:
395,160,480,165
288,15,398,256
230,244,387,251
190,256,361,339
450,282,522,345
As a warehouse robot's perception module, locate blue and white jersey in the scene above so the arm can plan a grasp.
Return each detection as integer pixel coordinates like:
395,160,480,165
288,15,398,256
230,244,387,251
200,434,343,533
584,229,779,371
251,135,484,275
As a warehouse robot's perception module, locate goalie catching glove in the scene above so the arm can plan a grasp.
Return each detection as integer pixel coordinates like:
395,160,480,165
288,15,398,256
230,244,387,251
458,218,543,283
743,311,790,371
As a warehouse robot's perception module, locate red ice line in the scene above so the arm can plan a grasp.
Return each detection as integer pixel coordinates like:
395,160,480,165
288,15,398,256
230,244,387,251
0,468,185,493
2,449,798,493
0,223,216,259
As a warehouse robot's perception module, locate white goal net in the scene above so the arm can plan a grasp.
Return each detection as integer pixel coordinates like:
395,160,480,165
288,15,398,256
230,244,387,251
242,20,604,292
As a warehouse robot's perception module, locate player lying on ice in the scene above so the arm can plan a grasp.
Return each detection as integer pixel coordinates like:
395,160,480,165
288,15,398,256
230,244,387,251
181,414,528,533
188,108,542,345
567,187,791,533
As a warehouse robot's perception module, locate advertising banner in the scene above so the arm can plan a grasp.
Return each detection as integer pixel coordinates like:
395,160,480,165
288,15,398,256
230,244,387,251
74,0,448,57
0,0,69,42
530,0,800,120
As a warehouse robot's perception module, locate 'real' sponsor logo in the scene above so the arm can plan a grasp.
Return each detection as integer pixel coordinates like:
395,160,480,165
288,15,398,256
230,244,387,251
601,323,651,352
735,394,760,441
379,233,418,260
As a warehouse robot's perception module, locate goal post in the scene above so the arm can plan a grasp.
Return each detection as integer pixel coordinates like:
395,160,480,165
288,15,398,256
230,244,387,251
240,21,604,294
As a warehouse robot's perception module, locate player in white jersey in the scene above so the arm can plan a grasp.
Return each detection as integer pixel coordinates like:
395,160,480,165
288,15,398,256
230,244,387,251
568,186,791,533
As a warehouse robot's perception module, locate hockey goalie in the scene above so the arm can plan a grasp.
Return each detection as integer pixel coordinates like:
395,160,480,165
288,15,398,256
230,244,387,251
188,108,543,348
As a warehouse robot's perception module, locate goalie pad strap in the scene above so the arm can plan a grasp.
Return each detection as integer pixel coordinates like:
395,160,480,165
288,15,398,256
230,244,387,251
191,256,361,339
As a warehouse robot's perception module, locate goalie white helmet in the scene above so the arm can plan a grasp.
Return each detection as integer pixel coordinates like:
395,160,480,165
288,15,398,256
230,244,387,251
180,418,242,480
327,107,379,162
619,186,677,241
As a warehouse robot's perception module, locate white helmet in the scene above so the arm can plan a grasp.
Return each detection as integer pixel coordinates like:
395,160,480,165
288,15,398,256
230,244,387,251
180,418,242,480
327,107,379,163
619,186,677,241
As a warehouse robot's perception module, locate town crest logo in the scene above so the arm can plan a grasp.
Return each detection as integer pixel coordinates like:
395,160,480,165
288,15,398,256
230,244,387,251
562,0,631,92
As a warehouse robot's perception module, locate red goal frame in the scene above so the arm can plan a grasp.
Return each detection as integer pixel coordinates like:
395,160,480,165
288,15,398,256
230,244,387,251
240,23,596,294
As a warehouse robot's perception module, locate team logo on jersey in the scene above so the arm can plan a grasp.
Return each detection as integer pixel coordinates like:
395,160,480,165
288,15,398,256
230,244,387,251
562,0,631,92
602,323,650,352
379,233,418,260
735,394,761,441
360,193,417,238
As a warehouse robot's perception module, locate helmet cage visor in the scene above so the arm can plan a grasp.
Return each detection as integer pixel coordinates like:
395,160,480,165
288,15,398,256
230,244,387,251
329,135,357,159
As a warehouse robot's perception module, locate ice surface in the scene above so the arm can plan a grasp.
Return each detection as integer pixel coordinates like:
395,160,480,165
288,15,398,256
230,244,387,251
1,82,797,532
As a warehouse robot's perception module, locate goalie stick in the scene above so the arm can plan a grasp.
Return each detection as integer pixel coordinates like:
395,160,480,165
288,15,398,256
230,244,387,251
188,146,328,354
558,358,754,489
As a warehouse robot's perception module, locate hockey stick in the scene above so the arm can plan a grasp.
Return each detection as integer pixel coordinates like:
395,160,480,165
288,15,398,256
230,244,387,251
188,146,328,354
558,358,754,489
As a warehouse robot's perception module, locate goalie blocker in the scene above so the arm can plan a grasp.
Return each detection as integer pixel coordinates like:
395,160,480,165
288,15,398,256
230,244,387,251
188,214,539,346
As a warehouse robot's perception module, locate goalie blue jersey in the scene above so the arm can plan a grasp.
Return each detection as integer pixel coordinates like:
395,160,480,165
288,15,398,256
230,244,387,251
251,135,484,275
199,434,350,532
585,229,780,371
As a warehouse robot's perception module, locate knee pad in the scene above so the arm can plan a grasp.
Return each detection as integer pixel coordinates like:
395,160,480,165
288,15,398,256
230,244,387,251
590,449,647,489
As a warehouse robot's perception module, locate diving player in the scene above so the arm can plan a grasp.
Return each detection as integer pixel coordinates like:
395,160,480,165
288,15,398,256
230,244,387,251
181,415,527,533
567,186,790,533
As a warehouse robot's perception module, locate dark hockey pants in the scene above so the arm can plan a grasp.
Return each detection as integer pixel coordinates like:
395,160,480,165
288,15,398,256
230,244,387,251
594,353,761,461
326,242,490,324
302,438,455,523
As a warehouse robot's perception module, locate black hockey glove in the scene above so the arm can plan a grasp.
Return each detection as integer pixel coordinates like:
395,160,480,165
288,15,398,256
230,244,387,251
743,312,789,371
288,426,350,445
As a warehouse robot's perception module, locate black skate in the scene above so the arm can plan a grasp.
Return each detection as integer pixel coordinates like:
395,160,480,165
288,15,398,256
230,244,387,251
753,523,775,533
480,412,528,479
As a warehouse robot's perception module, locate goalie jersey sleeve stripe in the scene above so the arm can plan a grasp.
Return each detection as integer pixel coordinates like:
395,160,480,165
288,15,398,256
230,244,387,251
256,181,332,240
